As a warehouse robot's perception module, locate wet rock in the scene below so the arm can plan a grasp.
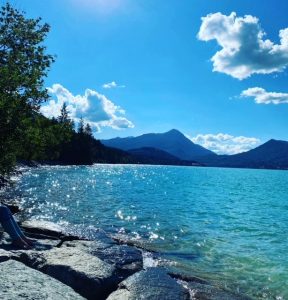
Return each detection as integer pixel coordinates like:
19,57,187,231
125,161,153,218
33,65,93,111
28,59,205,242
107,267,190,300
1,221,252,300
63,240,143,277
185,282,251,300
0,260,85,299
96,244,143,275
168,271,210,285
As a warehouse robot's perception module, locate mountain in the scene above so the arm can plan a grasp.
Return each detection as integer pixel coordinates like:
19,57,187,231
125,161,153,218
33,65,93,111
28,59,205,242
101,129,215,160
127,147,202,166
198,139,288,169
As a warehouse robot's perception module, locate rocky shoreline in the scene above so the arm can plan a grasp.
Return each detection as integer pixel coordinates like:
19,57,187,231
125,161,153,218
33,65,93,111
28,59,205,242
0,217,253,300
0,164,253,299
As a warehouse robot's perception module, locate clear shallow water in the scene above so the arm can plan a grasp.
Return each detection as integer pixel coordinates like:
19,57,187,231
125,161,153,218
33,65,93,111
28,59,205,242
3,164,288,299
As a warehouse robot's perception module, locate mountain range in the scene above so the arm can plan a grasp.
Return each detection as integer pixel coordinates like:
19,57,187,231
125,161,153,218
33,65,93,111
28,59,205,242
102,129,288,170
197,139,288,169
102,129,215,160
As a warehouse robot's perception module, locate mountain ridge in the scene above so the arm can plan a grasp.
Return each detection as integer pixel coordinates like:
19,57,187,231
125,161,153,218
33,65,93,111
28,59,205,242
127,147,202,166
101,129,216,161
198,138,288,169
102,130,288,170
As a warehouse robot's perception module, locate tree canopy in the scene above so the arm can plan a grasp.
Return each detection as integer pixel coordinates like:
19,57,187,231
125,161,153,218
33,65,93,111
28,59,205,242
0,3,135,178
0,3,54,174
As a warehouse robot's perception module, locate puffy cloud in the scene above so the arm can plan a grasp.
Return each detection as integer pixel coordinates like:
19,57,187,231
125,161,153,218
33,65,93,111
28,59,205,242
241,87,288,104
102,81,125,89
41,84,134,131
198,12,288,79
189,133,260,155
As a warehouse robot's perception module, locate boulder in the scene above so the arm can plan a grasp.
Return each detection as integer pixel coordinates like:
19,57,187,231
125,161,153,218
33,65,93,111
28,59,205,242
20,220,67,240
95,244,143,275
107,267,190,300
0,260,85,299
1,223,142,299
63,231,117,252
18,246,118,300
0,229,60,253
63,239,143,277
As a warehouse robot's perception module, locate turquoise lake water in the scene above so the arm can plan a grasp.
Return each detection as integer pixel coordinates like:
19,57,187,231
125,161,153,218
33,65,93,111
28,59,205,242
4,164,288,299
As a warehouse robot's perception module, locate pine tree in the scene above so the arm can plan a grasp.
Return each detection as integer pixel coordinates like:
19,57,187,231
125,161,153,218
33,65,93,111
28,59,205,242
58,102,69,124
84,123,93,137
0,3,54,174
78,117,84,135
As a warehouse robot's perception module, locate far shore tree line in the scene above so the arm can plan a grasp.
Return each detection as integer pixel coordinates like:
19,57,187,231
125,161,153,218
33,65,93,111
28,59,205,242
0,3,132,177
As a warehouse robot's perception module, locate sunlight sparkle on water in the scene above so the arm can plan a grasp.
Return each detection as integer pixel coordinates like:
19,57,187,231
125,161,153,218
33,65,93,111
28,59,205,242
7,164,288,300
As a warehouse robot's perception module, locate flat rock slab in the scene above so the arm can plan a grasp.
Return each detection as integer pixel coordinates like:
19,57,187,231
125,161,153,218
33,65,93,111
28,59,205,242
0,260,85,300
186,282,251,300
1,230,60,254
21,220,66,239
63,237,116,252
107,267,190,300
21,220,64,234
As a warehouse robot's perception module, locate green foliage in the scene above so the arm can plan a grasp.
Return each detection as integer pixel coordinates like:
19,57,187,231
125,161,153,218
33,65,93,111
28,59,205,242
0,3,135,177
0,3,54,175
77,116,84,135
84,123,93,137
0,3,55,109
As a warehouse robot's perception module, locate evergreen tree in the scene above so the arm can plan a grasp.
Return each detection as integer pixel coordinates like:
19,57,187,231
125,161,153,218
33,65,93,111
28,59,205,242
84,123,93,137
78,117,84,135
57,102,69,124
0,3,54,174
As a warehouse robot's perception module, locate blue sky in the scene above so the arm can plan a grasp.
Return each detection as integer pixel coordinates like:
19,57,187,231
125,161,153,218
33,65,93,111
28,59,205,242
8,0,288,154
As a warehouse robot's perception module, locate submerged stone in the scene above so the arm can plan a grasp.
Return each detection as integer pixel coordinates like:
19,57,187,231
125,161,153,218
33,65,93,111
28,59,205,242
186,282,252,300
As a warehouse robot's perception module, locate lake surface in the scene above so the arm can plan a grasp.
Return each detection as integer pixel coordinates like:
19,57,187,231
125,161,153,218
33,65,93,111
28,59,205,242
4,164,288,299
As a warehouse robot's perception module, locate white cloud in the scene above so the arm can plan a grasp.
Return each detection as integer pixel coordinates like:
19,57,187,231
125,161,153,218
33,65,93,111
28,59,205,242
41,84,134,131
198,12,288,79
189,133,260,155
102,81,126,89
241,87,288,104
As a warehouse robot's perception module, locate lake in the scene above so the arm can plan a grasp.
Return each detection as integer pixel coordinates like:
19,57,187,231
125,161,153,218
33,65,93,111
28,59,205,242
5,164,288,299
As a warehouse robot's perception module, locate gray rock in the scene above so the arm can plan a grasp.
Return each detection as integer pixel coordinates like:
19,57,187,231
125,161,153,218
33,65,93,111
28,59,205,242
186,282,251,300
0,249,10,263
96,244,143,274
1,223,142,299
19,246,118,300
0,260,85,300
63,239,143,277
20,220,66,239
107,267,190,300
63,235,116,252
1,228,60,254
